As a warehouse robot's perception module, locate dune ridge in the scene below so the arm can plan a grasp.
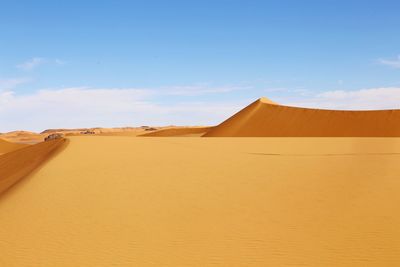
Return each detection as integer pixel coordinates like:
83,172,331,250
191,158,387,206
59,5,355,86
204,97,400,137
0,138,67,196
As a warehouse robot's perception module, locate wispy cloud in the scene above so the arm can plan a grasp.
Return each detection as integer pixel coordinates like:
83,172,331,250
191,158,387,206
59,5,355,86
378,55,400,69
0,77,31,90
16,57,66,70
17,57,45,70
55,59,66,65
277,87,400,110
161,85,247,96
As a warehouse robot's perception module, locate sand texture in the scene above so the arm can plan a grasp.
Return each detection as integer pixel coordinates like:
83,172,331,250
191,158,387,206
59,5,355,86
1,136,400,266
204,97,400,137
0,139,67,195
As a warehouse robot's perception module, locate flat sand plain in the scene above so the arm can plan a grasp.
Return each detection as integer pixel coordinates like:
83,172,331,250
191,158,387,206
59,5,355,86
1,136,400,266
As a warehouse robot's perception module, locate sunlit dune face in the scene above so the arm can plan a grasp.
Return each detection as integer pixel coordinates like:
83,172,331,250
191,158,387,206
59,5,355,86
205,98,400,137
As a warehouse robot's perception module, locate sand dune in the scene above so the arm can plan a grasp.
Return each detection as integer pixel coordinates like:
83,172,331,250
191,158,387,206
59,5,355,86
1,126,209,143
0,131,44,144
0,138,28,154
1,136,400,266
140,126,212,137
0,138,67,195
204,97,400,137
42,127,147,135
0,127,154,144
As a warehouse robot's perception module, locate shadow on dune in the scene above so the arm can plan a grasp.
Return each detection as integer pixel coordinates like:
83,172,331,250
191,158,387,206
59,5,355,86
0,138,68,198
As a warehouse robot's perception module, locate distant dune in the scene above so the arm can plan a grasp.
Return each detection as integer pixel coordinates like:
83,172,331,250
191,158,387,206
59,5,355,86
0,127,157,143
0,131,44,144
0,138,66,195
0,139,28,154
204,97,400,137
1,126,213,142
140,126,212,137
42,127,146,135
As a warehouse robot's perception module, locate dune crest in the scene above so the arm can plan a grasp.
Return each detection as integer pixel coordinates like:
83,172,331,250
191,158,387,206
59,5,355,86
259,97,278,105
204,97,400,137
0,138,67,196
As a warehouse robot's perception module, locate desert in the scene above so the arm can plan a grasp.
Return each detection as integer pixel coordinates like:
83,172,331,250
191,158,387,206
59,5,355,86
2,1,400,266
2,98,400,266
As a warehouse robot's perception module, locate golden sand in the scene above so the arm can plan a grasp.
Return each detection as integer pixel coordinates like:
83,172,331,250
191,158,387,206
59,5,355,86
1,136,400,266
204,98,400,137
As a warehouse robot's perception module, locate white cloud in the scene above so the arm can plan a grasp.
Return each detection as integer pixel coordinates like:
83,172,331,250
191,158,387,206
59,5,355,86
263,87,288,92
278,87,400,110
0,77,30,90
378,55,400,69
16,57,67,71
160,85,247,96
17,57,45,70
0,87,245,132
55,59,66,65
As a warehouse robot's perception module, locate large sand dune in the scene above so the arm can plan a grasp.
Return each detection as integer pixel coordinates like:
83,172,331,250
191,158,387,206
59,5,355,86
0,138,27,154
204,97,400,136
1,136,400,266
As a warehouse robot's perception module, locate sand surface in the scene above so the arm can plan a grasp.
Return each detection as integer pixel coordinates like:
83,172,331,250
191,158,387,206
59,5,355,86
1,136,400,266
205,98,400,136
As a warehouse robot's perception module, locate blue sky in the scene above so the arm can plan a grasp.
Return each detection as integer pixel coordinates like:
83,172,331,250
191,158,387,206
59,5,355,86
1,0,400,132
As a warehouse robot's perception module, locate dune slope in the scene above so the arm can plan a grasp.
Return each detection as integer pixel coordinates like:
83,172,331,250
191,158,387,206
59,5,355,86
1,136,400,266
204,97,400,136
0,139,67,195
0,139,28,154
